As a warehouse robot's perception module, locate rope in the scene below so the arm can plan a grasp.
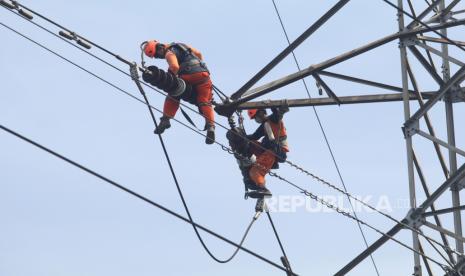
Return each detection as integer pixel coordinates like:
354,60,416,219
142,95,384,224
130,67,259,264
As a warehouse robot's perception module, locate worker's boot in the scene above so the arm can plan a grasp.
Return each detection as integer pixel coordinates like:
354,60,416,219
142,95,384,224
257,186,272,197
154,116,171,134
205,123,215,145
246,181,262,191
247,186,272,199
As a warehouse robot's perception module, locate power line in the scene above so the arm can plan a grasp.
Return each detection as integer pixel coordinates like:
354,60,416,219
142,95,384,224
4,5,463,266
0,23,451,270
0,124,293,274
0,15,260,265
5,0,463,273
0,3,382,209
268,1,463,264
266,211,294,275
0,3,419,236
1,17,457,264
270,1,381,274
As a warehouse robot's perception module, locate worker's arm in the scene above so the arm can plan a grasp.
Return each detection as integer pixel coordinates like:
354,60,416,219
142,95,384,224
269,105,289,123
247,124,265,141
269,108,283,123
187,45,203,60
165,50,180,75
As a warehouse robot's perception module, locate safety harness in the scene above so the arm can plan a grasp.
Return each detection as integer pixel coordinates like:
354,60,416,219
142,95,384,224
167,42,209,75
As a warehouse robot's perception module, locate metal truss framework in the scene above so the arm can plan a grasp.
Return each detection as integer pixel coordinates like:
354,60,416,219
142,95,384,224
216,0,465,275
2,0,465,274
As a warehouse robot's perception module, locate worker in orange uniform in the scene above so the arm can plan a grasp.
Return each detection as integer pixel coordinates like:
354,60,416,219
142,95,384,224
142,40,215,144
246,105,289,195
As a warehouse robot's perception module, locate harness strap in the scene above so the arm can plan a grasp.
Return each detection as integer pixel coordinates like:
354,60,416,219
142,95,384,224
198,102,212,107
180,107,203,131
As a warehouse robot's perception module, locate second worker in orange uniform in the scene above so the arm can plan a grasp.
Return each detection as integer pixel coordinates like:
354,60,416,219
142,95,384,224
246,105,290,196
142,40,215,144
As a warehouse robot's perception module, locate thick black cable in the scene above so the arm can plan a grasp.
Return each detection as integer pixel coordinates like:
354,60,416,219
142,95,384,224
214,215,258,264
270,1,381,275
1,20,455,267
1,3,310,176
131,71,258,264
0,4,407,230
0,124,293,274
2,119,448,272
2,2,462,221
0,20,281,270
266,211,293,275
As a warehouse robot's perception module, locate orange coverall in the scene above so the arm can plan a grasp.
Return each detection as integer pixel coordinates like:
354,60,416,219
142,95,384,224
162,45,214,125
248,117,289,186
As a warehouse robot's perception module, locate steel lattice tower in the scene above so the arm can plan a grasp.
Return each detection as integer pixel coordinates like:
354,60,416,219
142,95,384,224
215,0,465,275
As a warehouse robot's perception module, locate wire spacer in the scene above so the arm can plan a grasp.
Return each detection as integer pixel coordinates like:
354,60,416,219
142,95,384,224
2,0,33,19
58,30,91,49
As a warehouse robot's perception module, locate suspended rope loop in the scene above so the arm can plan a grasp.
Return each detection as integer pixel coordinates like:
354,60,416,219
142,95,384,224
128,62,261,264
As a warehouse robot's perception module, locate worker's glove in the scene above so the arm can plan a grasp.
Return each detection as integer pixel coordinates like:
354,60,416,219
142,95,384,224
279,100,290,114
167,69,178,77
271,141,281,154
261,139,278,152
246,134,255,141
142,66,159,83
279,104,289,114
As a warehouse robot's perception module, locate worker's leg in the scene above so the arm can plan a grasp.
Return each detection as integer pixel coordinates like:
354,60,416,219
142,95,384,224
154,96,180,134
181,72,215,144
181,72,214,125
163,96,180,118
249,150,276,186
195,80,214,126
249,140,264,157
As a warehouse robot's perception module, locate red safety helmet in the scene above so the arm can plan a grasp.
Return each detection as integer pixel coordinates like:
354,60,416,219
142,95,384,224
143,40,159,58
248,109,258,119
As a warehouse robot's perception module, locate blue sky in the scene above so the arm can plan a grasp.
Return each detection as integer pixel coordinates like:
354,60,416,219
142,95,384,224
1,1,465,275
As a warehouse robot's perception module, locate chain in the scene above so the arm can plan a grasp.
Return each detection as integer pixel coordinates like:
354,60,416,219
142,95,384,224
5,1,457,261
219,136,456,266
269,172,449,270
283,158,461,258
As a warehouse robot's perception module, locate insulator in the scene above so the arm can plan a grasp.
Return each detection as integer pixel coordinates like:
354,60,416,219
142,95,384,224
59,30,74,40
145,65,192,98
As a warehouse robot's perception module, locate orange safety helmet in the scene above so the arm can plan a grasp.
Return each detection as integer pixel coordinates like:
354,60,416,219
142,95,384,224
143,40,159,58
248,109,258,119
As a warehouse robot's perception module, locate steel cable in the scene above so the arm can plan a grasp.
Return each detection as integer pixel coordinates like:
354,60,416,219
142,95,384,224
131,70,259,264
270,1,381,275
0,124,293,274
0,16,457,268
